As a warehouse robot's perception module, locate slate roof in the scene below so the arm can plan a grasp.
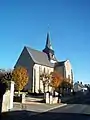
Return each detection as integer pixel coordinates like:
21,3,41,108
54,61,66,67
25,46,54,67
74,82,84,88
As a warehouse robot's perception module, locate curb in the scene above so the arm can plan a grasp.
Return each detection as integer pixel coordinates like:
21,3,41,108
42,103,67,113
23,101,42,105
14,101,43,105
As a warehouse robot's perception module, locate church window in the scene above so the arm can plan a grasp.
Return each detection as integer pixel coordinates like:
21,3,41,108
39,66,42,91
71,69,73,80
68,75,70,79
43,67,45,73
34,68,36,93
39,66,42,74
47,69,49,74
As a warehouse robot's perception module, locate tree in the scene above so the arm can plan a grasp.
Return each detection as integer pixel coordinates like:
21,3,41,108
49,71,63,103
0,69,11,113
50,71,63,89
12,66,29,95
49,71,63,98
65,77,73,89
0,69,12,90
61,77,73,95
0,71,4,81
40,72,50,92
40,72,50,101
2,72,12,89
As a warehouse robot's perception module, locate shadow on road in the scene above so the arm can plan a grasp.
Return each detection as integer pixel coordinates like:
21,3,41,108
1,110,90,120
61,93,90,105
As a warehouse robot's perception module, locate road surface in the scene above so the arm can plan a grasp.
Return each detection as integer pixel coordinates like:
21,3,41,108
2,93,90,120
30,93,90,120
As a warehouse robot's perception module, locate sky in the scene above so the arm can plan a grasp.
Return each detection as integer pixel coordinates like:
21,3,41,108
0,0,90,83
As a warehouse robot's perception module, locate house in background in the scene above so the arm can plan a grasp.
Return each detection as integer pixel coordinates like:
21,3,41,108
14,33,74,93
74,81,88,93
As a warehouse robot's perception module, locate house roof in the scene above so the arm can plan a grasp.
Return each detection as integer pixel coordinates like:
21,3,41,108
25,46,54,68
74,82,84,88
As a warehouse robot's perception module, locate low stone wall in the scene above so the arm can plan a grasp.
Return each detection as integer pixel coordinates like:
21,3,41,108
1,81,14,112
2,90,10,112
46,92,60,104
53,97,58,104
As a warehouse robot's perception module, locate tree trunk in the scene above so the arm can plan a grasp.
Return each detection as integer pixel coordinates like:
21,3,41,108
58,86,60,103
62,87,64,96
52,87,54,97
58,86,60,96
48,84,49,92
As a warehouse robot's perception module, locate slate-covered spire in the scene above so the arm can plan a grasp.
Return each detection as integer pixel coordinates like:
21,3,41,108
45,32,53,49
43,32,57,63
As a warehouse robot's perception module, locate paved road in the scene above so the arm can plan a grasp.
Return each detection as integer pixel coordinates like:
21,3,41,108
12,102,66,112
30,94,90,120
2,94,90,120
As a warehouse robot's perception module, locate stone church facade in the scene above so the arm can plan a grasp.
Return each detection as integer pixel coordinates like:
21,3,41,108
14,33,74,93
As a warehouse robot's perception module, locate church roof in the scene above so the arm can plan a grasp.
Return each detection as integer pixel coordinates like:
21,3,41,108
25,46,54,68
55,61,66,67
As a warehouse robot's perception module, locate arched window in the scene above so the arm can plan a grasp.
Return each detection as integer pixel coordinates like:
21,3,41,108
43,67,45,73
71,69,73,80
33,68,36,93
47,68,49,74
39,66,42,92
39,66,42,74
68,75,70,79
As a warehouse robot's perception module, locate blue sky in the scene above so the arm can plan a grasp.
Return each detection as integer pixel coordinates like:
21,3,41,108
0,0,90,83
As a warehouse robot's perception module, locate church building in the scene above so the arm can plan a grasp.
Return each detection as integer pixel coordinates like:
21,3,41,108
14,33,73,93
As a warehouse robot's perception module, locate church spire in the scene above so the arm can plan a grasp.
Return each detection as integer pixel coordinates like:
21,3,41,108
43,32,57,63
45,32,52,49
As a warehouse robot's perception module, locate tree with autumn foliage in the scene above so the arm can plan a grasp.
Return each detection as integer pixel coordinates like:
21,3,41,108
50,71,63,89
49,71,63,97
12,66,29,95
